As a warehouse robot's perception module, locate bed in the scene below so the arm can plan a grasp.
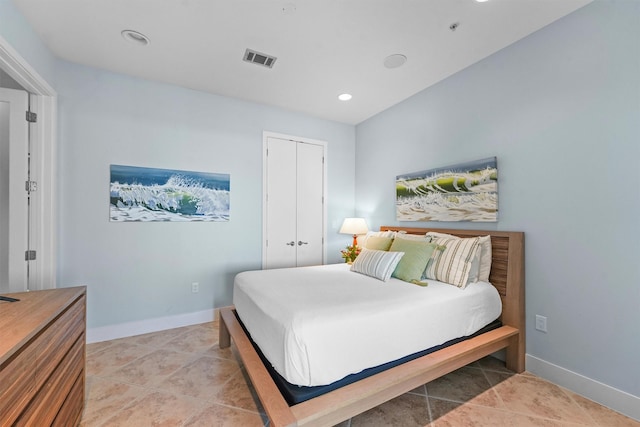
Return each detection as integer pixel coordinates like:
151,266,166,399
219,226,525,427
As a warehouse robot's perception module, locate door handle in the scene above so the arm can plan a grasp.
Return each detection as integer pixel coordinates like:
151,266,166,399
298,241,309,246
286,241,295,246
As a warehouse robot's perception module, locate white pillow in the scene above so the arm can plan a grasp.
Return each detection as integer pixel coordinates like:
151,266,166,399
424,236,481,289
363,235,394,251
351,248,404,282
357,231,396,248
426,232,492,282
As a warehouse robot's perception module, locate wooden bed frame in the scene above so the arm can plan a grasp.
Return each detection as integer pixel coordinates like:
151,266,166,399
219,227,525,427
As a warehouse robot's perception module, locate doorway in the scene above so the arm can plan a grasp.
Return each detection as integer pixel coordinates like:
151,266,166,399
262,132,327,269
0,37,57,292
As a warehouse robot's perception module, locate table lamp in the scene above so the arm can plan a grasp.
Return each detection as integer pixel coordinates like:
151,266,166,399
339,218,369,247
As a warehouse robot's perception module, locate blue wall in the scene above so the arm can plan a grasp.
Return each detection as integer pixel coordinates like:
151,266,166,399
356,0,639,402
0,0,56,85
55,60,356,329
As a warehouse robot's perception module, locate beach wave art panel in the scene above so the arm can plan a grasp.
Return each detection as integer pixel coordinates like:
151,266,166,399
110,164,230,222
396,157,497,222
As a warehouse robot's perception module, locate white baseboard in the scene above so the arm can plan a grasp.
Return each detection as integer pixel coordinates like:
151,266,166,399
87,308,219,344
526,354,640,421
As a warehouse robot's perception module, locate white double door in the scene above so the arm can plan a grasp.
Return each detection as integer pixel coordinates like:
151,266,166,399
264,135,325,269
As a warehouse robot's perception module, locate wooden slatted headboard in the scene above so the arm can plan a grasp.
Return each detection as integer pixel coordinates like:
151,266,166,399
380,226,525,372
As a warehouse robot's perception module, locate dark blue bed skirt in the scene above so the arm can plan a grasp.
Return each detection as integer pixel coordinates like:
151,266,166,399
234,311,502,405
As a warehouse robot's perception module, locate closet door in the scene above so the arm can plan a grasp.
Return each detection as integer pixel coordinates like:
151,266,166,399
264,136,325,269
265,138,298,269
295,142,324,267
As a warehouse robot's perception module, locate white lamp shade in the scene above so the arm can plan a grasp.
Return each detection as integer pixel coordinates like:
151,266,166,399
339,218,369,235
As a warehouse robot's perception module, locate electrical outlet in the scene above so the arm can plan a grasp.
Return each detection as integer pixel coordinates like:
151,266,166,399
535,315,547,332
191,282,199,293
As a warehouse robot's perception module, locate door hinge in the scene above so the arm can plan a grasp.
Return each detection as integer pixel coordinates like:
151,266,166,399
26,111,37,123
25,250,36,261
25,181,37,192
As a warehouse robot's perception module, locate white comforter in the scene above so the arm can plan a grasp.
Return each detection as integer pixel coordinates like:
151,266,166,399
233,263,501,387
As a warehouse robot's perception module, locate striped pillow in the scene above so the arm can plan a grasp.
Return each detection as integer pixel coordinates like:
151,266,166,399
425,237,481,288
426,232,492,283
351,248,404,282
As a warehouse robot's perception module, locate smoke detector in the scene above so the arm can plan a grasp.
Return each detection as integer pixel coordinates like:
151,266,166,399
243,49,277,68
383,54,407,69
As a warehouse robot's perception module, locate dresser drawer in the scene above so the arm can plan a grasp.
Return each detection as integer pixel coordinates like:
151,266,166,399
14,333,85,426
34,296,85,389
52,369,85,427
0,345,37,426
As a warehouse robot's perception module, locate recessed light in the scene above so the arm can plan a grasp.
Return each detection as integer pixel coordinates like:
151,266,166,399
476,0,489,2
383,54,407,69
338,93,352,101
121,30,150,46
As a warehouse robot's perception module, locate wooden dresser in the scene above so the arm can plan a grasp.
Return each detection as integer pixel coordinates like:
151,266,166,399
0,286,86,427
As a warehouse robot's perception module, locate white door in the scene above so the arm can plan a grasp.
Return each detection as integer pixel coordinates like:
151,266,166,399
0,88,29,293
265,138,298,269
264,136,325,269
295,142,324,267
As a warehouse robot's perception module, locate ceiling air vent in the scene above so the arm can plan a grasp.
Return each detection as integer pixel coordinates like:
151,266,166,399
243,49,277,69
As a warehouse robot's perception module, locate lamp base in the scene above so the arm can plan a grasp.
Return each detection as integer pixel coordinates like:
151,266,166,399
352,234,358,248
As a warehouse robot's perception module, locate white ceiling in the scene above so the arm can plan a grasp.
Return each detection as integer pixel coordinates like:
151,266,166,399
13,0,592,124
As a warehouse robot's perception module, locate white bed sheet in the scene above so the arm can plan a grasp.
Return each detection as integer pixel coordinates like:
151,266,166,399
233,263,501,387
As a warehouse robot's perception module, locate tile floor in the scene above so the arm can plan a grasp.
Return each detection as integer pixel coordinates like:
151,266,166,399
81,321,639,427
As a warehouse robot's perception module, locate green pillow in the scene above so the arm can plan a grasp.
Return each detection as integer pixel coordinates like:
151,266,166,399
364,236,394,251
389,238,438,283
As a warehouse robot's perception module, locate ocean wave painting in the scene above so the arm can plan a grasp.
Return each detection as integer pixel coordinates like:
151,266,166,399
396,157,498,222
110,165,230,222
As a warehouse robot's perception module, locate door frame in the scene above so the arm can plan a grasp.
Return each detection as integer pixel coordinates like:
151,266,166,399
262,131,327,269
0,34,57,290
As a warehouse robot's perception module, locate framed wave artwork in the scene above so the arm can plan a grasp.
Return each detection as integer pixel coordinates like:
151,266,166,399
109,164,230,222
396,157,498,222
